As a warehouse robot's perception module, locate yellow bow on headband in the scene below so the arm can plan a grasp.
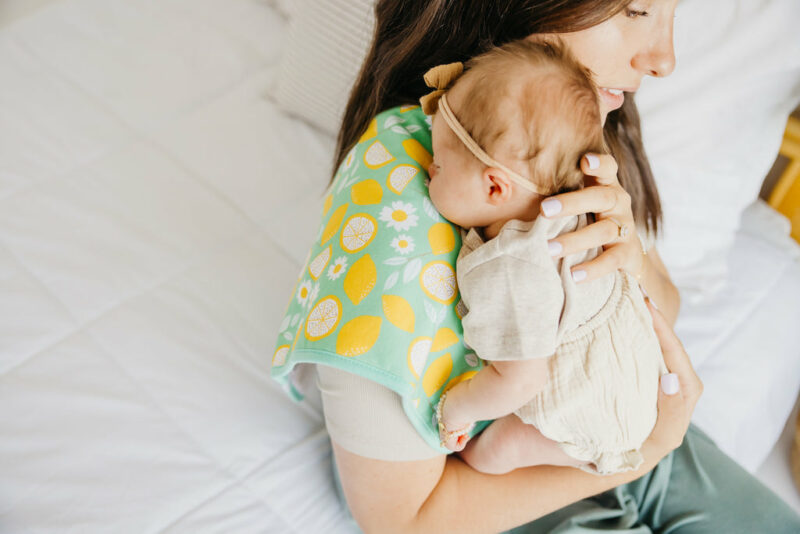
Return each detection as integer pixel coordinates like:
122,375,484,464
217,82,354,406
419,62,464,115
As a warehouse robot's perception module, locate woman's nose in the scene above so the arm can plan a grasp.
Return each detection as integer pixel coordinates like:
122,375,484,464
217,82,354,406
633,30,676,78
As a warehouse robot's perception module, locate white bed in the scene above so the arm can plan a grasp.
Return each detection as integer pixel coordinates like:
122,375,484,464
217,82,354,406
0,0,798,532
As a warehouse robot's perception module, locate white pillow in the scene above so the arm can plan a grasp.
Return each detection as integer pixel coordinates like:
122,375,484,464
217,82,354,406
270,0,375,135
264,0,294,20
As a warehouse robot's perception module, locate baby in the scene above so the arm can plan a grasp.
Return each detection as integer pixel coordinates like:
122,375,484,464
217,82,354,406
423,40,667,475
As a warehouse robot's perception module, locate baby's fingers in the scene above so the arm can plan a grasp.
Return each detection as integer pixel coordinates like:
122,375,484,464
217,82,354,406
441,432,468,452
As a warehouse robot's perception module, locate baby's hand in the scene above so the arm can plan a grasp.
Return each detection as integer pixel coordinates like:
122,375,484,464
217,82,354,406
436,391,475,452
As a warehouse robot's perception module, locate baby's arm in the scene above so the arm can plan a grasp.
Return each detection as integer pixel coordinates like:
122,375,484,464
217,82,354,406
442,249,564,450
439,357,551,450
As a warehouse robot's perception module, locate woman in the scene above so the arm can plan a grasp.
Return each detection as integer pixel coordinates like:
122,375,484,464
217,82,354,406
274,1,800,532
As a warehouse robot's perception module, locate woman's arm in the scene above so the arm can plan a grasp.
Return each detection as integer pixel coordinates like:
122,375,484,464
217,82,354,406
336,300,702,534
638,247,680,326
335,435,665,534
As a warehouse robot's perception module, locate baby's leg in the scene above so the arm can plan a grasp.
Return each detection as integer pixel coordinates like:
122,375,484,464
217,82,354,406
459,414,588,474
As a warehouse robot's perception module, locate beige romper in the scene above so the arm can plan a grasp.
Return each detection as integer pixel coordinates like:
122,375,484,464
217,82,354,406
457,215,667,475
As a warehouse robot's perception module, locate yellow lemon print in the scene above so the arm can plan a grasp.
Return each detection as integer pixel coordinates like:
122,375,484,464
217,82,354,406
272,345,290,367
344,148,356,169
400,105,420,112
382,295,415,333
350,179,383,205
341,213,377,253
428,223,455,255
305,296,342,341
402,139,432,169
420,261,457,305
358,118,378,143
364,140,395,169
321,203,349,245
407,337,432,379
444,370,478,393
431,327,458,352
422,353,453,397
343,254,376,305
336,316,382,356
308,245,332,281
387,164,419,195
290,319,303,352
322,194,333,216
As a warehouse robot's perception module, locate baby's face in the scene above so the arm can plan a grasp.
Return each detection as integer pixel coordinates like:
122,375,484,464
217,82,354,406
427,113,488,229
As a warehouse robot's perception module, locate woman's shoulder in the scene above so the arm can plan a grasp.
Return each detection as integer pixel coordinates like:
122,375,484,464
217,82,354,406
271,104,484,447
339,104,435,191
368,104,433,145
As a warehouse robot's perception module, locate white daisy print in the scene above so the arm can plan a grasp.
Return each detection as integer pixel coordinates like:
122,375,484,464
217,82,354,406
327,257,348,280
296,280,313,306
379,201,419,232
391,235,415,255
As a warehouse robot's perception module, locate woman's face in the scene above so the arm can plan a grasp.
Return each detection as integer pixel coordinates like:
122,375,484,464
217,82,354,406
537,0,679,123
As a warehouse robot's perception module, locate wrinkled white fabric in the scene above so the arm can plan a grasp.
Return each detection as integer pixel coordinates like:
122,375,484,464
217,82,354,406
457,216,668,474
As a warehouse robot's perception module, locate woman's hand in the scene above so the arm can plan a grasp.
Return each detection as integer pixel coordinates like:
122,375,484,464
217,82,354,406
643,298,704,457
540,153,645,284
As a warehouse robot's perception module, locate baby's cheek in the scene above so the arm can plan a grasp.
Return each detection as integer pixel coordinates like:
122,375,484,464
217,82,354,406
428,178,444,210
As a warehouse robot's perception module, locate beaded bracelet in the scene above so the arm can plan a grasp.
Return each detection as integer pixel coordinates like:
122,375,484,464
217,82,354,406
435,392,474,448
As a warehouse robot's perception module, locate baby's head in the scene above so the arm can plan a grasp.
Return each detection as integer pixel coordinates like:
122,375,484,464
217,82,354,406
424,39,606,230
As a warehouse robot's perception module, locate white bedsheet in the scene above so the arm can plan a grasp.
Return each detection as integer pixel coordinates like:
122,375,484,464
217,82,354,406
0,1,346,532
0,1,797,532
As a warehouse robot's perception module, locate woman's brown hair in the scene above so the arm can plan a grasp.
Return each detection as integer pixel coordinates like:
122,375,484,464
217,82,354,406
333,0,662,234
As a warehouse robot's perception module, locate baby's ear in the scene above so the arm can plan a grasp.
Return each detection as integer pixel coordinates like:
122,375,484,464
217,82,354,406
483,167,513,206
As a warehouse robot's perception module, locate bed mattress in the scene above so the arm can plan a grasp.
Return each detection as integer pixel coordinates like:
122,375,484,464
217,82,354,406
0,0,798,531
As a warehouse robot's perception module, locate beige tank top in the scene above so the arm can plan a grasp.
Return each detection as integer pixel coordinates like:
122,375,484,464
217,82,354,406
316,364,442,461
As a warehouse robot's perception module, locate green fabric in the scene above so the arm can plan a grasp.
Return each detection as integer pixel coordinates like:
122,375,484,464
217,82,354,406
270,105,490,453
508,424,800,533
331,424,800,533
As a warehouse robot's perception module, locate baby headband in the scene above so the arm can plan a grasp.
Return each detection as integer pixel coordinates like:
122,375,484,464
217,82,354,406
420,62,547,196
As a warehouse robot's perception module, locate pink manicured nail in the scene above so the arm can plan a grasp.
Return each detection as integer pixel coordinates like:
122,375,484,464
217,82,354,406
572,270,587,283
548,240,562,256
541,198,562,217
661,373,679,395
586,154,600,170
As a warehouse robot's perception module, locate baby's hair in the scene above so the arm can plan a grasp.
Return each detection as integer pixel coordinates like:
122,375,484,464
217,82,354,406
447,39,606,196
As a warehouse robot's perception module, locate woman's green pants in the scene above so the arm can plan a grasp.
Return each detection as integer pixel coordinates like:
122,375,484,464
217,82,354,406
333,424,800,533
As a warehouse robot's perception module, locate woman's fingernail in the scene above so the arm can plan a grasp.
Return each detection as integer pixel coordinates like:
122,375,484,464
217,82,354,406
648,297,659,310
548,240,562,256
661,373,680,395
572,270,587,282
586,154,600,170
541,198,562,217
